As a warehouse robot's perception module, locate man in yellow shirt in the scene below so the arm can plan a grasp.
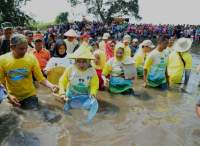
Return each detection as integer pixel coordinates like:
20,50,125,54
143,35,169,90
167,38,193,89
0,34,58,109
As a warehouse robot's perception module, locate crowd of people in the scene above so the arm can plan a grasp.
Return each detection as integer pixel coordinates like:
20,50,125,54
0,21,200,122
40,21,200,43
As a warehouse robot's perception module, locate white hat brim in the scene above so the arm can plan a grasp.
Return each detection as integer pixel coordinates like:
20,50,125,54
68,54,95,60
64,30,78,37
173,38,193,52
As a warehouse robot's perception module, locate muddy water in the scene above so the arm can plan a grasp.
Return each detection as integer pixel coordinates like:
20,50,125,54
0,50,200,146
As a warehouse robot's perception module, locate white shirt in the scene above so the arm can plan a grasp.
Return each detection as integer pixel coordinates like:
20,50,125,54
64,39,79,54
44,55,74,72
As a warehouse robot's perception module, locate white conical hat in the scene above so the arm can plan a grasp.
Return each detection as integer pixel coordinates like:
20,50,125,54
132,38,139,42
123,34,131,43
140,40,155,48
102,33,110,39
173,38,193,52
64,29,78,37
68,45,95,60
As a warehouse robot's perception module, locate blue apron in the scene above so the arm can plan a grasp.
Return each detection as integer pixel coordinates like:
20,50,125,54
109,77,133,93
64,95,98,123
147,57,167,87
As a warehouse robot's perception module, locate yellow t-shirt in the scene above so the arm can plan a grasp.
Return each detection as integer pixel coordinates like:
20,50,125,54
103,58,124,77
125,46,131,58
133,51,147,77
144,49,168,71
167,51,192,84
59,65,99,96
134,51,146,68
0,53,45,100
144,49,168,86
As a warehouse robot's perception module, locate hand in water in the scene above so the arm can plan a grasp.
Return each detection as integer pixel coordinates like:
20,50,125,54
104,79,110,87
53,93,68,104
60,95,69,103
8,94,21,107
51,85,59,93
102,76,109,87
143,81,147,88
90,94,96,98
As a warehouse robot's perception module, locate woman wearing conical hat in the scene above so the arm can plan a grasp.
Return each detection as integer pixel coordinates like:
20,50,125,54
64,29,79,54
58,46,99,122
167,38,193,89
102,42,136,95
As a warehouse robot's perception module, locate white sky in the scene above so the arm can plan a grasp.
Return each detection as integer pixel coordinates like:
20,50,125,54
22,0,200,24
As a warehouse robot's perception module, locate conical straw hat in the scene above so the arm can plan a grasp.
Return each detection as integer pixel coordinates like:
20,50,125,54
68,45,95,60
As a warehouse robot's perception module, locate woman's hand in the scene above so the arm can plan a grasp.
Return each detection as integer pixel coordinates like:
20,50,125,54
53,93,68,104
142,81,147,88
61,95,69,102
51,85,59,93
41,79,59,93
56,94,68,104
90,94,96,98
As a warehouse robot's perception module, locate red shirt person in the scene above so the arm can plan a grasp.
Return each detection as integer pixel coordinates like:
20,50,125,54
32,34,51,71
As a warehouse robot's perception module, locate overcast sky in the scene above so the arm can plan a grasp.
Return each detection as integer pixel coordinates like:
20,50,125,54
22,0,200,24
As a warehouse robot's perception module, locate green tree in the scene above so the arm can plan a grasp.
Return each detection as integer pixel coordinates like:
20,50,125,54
67,0,141,23
55,12,69,24
0,0,34,26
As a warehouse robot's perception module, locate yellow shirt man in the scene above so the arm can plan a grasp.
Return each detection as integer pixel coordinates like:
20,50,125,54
0,53,45,100
144,49,168,87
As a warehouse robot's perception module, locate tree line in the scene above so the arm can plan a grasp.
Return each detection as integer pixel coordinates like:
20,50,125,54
0,0,141,27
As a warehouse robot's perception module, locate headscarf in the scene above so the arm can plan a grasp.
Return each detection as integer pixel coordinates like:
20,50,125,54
53,39,67,58
92,49,106,70
114,42,126,61
105,41,115,60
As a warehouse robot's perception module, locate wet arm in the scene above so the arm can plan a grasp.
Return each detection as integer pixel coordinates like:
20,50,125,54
143,57,153,82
